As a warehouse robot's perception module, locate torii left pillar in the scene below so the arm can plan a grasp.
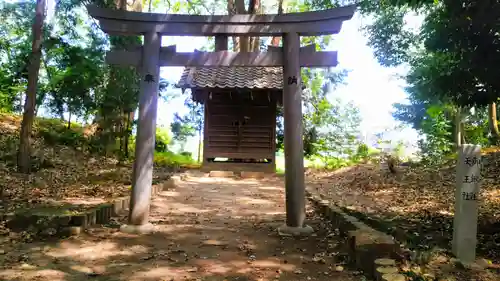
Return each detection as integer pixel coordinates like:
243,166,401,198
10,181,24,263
121,31,161,234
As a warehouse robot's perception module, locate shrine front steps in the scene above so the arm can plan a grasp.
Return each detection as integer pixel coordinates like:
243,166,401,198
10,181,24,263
208,170,236,178
306,189,407,280
207,170,270,179
5,177,179,240
201,162,276,174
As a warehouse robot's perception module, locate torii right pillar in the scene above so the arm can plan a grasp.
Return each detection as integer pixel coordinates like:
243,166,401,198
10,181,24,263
278,32,314,236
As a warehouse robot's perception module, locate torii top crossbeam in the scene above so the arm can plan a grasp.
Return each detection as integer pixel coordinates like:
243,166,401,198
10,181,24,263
86,4,356,36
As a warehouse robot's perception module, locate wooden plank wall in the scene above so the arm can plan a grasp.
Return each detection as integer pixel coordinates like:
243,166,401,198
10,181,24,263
203,90,277,161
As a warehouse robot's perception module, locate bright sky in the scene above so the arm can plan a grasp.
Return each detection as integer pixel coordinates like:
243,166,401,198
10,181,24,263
43,0,420,155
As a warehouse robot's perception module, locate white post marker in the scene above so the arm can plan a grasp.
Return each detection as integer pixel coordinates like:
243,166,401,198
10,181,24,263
452,144,481,264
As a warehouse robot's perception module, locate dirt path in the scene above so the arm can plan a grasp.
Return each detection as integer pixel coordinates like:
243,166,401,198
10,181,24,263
0,174,361,281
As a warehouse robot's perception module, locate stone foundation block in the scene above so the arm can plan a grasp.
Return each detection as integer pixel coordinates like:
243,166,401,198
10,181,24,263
240,171,265,179
209,170,235,178
307,190,401,279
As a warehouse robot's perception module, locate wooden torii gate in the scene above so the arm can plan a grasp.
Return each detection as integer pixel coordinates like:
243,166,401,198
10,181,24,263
87,4,356,235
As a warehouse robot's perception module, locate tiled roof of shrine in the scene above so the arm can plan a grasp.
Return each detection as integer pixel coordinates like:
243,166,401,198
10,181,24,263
176,67,284,91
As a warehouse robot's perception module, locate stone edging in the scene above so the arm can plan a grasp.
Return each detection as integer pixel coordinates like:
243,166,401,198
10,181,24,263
5,177,178,239
306,189,407,280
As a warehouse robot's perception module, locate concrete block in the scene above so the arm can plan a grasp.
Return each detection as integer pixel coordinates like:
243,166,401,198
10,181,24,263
374,266,399,281
307,189,401,279
380,273,405,281
209,170,235,178
69,214,87,228
112,199,124,216
375,258,396,267
62,226,83,236
240,171,265,179
87,211,96,225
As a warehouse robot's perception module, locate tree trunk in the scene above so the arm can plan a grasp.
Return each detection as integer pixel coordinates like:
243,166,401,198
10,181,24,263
454,107,462,147
231,0,260,51
38,56,51,116
270,0,285,46
18,0,46,173
115,0,126,9
197,127,202,163
248,0,261,51
97,0,141,156
227,0,236,50
124,111,131,158
234,0,248,52
460,122,466,145
119,118,124,153
488,102,500,140
67,112,71,129
119,108,125,154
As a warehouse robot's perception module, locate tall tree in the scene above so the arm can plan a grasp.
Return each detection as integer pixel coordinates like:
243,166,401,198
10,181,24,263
489,102,500,139
361,0,500,148
170,97,204,161
0,2,37,113
18,0,47,173
170,115,196,152
227,0,261,52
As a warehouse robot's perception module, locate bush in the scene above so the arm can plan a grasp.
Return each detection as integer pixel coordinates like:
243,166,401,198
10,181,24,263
36,118,87,148
0,134,19,163
305,155,352,170
155,127,171,153
349,143,370,163
179,151,192,158
154,151,195,168
324,157,352,170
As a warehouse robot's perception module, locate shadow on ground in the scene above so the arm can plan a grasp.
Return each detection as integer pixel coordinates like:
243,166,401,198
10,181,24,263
324,190,500,264
306,157,500,264
0,176,360,281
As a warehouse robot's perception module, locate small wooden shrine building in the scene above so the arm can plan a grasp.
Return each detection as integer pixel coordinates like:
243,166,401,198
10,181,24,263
177,66,283,173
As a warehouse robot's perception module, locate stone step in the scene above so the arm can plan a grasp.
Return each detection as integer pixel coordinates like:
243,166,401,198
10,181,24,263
208,170,235,178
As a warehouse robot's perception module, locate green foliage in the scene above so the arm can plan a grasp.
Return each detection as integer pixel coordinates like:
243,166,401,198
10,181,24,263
39,128,80,147
154,150,195,168
303,96,362,159
418,106,453,165
0,116,90,152
170,97,203,151
463,112,491,146
155,126,171,152
0,1,35,113
179,151,192,158
44,38,106,121
350,143,370,163
38,126,85,148
170,113,196,145
306,142,380,170
361,0,500,159
271,0,356,158
276,68,359,160
420,0,500,107
323,157,353,170
0,131,20,163
363,5,417,67
0,0,389,169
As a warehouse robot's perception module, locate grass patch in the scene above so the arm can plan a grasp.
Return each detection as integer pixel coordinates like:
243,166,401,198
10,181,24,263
274,153,356,173
15,204,89,217
154,150,200,169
